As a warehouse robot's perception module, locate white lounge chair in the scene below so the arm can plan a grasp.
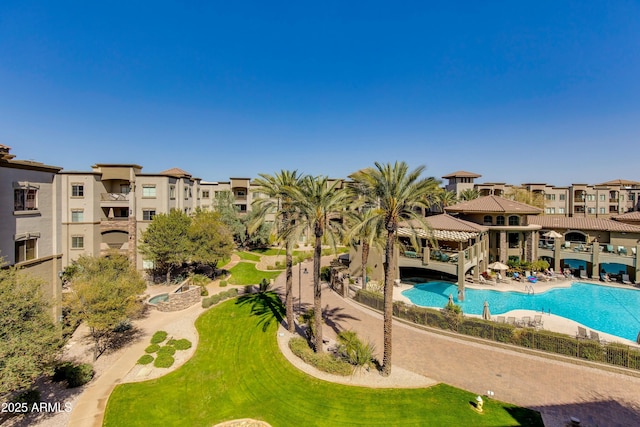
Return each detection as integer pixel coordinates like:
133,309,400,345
576,326,588,339
622,274,632,285
579,270,588,280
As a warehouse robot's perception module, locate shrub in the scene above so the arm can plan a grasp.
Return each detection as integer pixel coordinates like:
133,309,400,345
202,298,213,308
12,389,41,406
219,280,228,287
137,354,154,365
53,362,94,388
171,338,192,350
289,337,352,376
320,266,331,282
145,344,160,353
201,288,209,297
157,345,176,356
336,330,375,367
154,353,175,368
151,331,168,344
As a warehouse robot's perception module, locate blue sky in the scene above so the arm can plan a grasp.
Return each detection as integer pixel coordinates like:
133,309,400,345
1,1,639,186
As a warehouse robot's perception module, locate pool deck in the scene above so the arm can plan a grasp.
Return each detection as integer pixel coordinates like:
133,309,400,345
394,277,640,347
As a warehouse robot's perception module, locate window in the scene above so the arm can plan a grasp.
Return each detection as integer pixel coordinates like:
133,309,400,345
587,207,596,214
559,194,566,201
545,194,556,201
620,195,624,202
120,184,130,194
586,194,594,201
184,187,189,200
71,184,84,197
142,185,156,198
170,186,176,199
14,188,37,211
15,238,37,262
599,207,606,214
483,215,492,225
71,236,84,249
236,190,246,196
630,193,636,202
71,210,84,222
496,216,505,225
508,216,520,226
202,190,210,199
235,204,247,212
599,194,606,201
508,233,520,248
545,207,555,214
558,207,565,214
143,209,156,221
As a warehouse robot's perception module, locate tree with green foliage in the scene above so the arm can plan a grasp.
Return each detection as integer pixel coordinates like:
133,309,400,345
189,209,234,269
213,191,247,246
459,188,480,201
505,186,545,209
431,189,458,212
0,268,63,395
349,161,439,376
65,254,146,360
251,170,305,333
346,207,385,289
293,175,350,352
139,209,191,283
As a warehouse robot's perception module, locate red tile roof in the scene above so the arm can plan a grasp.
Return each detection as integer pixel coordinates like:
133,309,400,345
160,167,192,178
445,195,543,214
442,170,482,179
614,211,640,221
527,216,640,233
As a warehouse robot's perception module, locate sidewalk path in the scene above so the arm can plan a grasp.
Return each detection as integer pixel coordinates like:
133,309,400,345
282,257,640,427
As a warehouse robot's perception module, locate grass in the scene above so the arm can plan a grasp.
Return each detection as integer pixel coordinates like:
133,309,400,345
228,262,281,285
104,296,543,427
251,247,349,259
236,251,261,262
216,257,231,269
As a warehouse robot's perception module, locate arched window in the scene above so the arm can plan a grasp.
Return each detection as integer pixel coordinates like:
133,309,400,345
508,216,520,226
496,216,505,225
483,215,492,225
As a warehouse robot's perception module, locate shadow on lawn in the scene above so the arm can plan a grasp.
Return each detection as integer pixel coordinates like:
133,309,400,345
236,290,285,332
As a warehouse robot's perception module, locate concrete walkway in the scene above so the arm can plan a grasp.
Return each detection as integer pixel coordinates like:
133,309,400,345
285,259,640,427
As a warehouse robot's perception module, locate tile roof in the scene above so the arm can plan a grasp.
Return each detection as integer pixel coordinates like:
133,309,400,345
527,216,640,233
614,211,640,221
442,170,482,179
400,214,487,242
160,167,192,178
445,195,543,214
596,179,640,186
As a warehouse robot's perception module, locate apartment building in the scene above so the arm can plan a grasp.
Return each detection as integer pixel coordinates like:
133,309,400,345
443,171,640,219
0,145,62,320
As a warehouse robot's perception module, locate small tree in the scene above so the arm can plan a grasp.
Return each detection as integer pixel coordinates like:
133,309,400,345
213,191,247,246
65,254,146,360
0,268,63,395
189,209,234,270
139,209,191,283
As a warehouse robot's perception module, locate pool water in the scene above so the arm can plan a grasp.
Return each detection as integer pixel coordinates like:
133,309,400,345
148,293,169,304
402,282,640,341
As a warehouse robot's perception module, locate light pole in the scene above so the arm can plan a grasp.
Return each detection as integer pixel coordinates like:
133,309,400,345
298,261,308,312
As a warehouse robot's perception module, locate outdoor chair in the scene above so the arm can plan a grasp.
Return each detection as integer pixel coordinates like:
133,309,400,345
520,316,531,327
496,316,505,323
618,246,627,256
532,314,543,329
576,326,589,339
506,316,516,326
589,330,606,344
606,244,614,253
622,274,632,285
563,241,571,249
579,270,588,280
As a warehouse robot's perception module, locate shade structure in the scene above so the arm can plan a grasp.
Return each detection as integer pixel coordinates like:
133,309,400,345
488,261,509,271
482,301,491,320
448,294,454,306
543,230,563,239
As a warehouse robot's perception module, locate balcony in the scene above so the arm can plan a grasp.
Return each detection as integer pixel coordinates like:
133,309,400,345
101,193,131,207
100,218,129,232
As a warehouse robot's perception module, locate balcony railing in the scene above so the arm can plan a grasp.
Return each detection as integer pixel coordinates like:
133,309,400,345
101,193,130,201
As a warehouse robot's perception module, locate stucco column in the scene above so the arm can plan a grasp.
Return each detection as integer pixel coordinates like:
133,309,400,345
499,231,507,263
591,241,600,279
457,250,465,301
423,246,430,265
635,243,640,282
128,172,137,267
553,240,561,273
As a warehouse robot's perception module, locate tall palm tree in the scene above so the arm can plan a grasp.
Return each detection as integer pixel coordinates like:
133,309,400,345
433,189,458,212
250,170,304,333
459,188,480,201
293,176,350,353
349,161,439,376
346,206,385,289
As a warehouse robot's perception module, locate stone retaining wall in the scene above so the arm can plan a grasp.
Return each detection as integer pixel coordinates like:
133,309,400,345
156,281,201,312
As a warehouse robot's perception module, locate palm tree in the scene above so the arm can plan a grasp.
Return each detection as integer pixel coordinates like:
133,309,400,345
432,189,458,212
250,170,304,333
349,161,439,376
293,176,350,352
346,206,385,290
459,188,480,201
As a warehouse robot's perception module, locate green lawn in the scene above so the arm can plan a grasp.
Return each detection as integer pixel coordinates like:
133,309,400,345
104,296,543,427
236,251,262,262
228,262,281,285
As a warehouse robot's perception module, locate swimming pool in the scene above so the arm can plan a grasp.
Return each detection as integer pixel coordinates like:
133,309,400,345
402,282,640,342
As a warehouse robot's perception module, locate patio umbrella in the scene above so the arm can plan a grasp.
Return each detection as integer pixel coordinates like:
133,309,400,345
488,261,509,271
543,230,563,239
482,301,491,320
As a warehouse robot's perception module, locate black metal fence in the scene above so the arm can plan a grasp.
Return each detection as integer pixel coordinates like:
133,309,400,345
354,289,640,370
